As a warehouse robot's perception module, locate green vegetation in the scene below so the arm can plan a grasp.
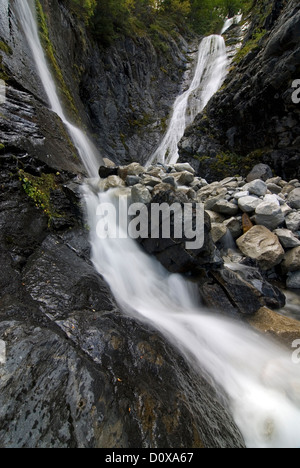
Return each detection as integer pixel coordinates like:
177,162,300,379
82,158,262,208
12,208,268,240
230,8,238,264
62,0,255,47
0,143,5,151
195,148,266,178
19,169,59,222
0,40,12,56
234,29,267,63
35,0,78,119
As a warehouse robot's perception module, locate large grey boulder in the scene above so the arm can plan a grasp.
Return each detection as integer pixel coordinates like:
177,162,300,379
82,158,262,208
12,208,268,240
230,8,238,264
281,246,300,274
246,164,273,183
274,229,300,249
255,202,285,231
238,196,261,213
288,188,300,209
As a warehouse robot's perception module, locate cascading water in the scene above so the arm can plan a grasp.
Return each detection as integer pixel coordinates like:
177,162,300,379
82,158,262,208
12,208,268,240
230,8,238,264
16,0,300,448
147,25,236,166
14,0,101,177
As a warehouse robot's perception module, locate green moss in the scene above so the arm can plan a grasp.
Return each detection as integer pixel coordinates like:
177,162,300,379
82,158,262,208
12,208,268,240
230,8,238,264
0,40,12,56
35,0,79,121
0,143,5,151
234,29,267,64
195,149,268,179
18,169,59,222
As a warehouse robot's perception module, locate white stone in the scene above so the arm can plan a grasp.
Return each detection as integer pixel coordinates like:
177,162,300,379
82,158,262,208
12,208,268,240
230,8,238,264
238,196,261,213
255,202,285,231
285,212,300,231
234,191,249,199
244,179,268,197
0,340,6,365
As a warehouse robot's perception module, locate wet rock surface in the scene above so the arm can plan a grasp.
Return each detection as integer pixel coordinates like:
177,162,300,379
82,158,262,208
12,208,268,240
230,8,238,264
0,154,245,448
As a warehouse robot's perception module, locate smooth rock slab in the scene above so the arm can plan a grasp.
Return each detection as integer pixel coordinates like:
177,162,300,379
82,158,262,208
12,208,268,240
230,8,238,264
236,226,285,270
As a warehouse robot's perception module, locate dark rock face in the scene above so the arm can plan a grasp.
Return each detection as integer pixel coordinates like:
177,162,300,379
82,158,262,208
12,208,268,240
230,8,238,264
0,141,245,449
138,189,223,273
179,0,300,181
1,0,191,171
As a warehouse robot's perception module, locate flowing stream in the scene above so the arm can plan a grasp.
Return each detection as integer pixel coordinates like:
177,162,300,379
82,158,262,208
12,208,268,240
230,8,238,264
16,0,300,448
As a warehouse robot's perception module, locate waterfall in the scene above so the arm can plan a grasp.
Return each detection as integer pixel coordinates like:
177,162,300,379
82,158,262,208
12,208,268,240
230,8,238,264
14,0,101,177
221,14,243,35
16,1,300,448
147,16,243,166
84,185,300,449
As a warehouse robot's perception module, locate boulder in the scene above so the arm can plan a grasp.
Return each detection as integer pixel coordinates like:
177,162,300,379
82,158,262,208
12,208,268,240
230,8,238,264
246,164,273,183
103,175,126,190
131,184,152,204
118,163,145,180
211,199,239,216
238,196,261,213
174,163,195,174
255,202,285,231
126,175,141,187
244,179,268,197
234,191,249,200
274,229,300,249
103,158,116,168
223,217,243,239
281,247,300,273
236,226,285,270
267,183,282,194
211,223,228,243
288,188,300,209
285,211,300,231
173,171,194,186
247,307,300,346
99,165,119,178
286,271,300,289
141,175,162,187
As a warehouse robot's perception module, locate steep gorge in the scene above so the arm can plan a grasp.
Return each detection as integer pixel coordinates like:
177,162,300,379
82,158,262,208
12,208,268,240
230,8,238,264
0,0,299,450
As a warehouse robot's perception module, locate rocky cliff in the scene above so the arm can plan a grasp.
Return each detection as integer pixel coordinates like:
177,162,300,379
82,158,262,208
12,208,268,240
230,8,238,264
0,0,192,172
179,0,300,181
0,0,246,449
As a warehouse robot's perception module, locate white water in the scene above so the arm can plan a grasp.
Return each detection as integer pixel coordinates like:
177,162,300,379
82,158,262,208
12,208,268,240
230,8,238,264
15,0,101,177
83,186,300,448
17,1,300,448
148,38,226,165
221,14,243,35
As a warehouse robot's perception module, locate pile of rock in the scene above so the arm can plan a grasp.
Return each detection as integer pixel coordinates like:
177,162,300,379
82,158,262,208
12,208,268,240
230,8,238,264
98,161,300,291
